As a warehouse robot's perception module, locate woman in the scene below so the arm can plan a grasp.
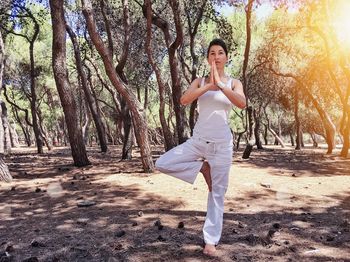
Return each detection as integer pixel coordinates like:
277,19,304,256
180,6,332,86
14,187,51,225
155,38,246,256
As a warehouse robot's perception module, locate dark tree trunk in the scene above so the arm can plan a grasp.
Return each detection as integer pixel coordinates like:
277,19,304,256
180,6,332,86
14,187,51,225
66,23,108,153
263,124,268,145
310,132,318,148
253,108,263,149
29,39,44,154
145,0,175,151
142,0,190,144
50,0,90,167
294,85,301,150
0,30,12,182
290,133,295,147
82,0,154,172
241,0,255,159
121,100,133,159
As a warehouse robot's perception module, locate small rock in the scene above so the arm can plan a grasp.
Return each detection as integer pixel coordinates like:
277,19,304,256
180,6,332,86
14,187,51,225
157,235,166,242
260,183,271,188
35,188,41,193
77,200,96,207
289,246,297,252
154,220,162,227
77,219,88,226
178,222,184,229
115,230,126,238
10,187,16,191
229,208,234,212
232,229,238,234
31,240,45,247
132,222,138,227
238,222,246,228
268,229,276,238
326,235,334,242
292,174,296,177
284,240,290,245
273,223,281,229
34,229,40,233
5,245,14,252
137,211,144,217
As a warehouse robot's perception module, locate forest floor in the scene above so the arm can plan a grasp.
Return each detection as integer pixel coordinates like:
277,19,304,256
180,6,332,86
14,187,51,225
0,144,350,262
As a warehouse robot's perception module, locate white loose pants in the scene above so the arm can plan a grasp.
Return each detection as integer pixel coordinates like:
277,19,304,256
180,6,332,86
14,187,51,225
155,136,233,245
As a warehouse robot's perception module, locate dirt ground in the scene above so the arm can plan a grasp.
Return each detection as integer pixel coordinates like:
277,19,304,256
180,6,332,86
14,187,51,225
1,144,350,262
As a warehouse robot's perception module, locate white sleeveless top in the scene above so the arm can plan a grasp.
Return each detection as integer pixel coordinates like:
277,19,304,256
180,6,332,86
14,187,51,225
193,77,233,142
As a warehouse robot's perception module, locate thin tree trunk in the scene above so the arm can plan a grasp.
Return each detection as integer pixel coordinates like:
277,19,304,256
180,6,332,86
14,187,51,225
241,0,255,159
0,30,12,182
49,0,90,167
145,0,175,151
82,0,154,172
142,0,189,144
66,23,108,152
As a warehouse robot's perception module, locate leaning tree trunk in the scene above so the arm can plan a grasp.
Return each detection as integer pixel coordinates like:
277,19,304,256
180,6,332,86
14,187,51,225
0,29,12,182
143,0,190,144
82,0,154,172
270,69,336,153
66,23,108,153
49,0,90,167
145,0,175,151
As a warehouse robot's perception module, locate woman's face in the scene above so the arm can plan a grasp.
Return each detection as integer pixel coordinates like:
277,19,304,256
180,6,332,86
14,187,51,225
207,45,228,69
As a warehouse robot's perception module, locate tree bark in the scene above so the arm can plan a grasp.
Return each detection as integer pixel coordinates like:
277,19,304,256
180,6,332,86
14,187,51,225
49,0,90,167
66,23,108,152
241,0,255,158
81,0,154,172
0,29,12,182
294,85,301,150
142,0,189,144
145,0,175,151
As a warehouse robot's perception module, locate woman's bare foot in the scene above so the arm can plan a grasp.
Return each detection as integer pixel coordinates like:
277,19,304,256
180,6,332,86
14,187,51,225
203,244,216,256
200,161,212,192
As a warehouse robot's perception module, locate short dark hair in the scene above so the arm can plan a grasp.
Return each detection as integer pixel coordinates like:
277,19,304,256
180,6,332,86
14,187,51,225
207,38,228,57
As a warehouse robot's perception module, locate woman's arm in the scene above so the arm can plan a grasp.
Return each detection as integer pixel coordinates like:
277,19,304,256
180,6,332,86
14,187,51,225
180,77,218,105
220,79,246,109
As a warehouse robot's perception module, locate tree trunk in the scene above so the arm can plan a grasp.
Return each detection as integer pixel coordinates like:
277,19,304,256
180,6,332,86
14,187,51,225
241,0,255,158
0,30,12,182
142,0,189,144
145,0,175,151
253,107,263,149
121,100,133,160
264,110,285,148
49,0,90,167
340,107,349,157
66,23,108,153
263,124,268,145
270,69,336,153
82,0,154,172
242,106,255,159
310,132,318,148
29,18,44,154
294,85,301,150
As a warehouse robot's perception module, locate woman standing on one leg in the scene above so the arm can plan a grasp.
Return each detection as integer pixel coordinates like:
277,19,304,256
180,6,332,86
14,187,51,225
155,38,246,256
